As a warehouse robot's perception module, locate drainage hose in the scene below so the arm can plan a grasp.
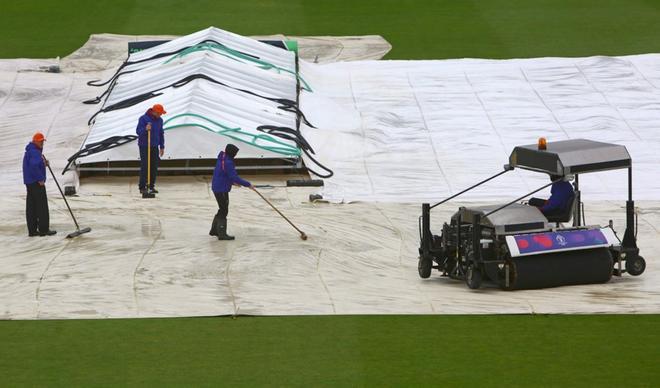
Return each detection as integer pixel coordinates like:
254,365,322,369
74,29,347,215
62,135,138,173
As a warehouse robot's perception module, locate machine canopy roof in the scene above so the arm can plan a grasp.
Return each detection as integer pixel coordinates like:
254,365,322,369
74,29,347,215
509,139,631,175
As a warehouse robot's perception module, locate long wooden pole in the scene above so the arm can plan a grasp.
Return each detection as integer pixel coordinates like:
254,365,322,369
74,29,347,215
147,128,151,191
253,188,307,240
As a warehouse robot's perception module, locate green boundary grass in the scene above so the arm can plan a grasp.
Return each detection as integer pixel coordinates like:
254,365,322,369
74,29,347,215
2,2,660,386
1,315,659,386
2,1,660,59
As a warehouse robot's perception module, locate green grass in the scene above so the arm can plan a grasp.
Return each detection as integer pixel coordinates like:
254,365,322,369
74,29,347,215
1,0,660,59
1,315,659,386
2,2,660,386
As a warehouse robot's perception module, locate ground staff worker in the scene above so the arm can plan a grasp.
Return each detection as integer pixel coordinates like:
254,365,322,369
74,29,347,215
136,103,166,194
529,174,575,217
22,132,56,236
210,144,254,240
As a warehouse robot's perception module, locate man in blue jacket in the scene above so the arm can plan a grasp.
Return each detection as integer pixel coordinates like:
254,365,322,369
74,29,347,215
136,103,166,194
529,175,575,217
210,144,254,240
22,132,56,236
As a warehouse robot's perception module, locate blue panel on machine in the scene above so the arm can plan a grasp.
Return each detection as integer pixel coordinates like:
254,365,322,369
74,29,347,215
505,228,619,257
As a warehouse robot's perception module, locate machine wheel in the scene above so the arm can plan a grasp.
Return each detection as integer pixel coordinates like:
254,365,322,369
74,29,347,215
626,255,646,276
418,256,433,279
466,265,482,289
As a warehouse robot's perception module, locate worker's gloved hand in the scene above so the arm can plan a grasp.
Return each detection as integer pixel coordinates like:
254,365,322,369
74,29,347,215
146,123,152,131
159,148,164,158
249,185,256,190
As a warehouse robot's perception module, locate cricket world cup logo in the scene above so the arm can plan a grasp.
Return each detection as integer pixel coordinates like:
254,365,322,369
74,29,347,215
556,234,567,247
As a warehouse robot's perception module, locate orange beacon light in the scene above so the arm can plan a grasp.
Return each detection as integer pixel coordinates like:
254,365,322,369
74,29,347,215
538,137,547,150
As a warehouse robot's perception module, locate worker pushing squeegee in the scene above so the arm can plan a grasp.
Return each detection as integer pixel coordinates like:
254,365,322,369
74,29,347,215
22,132,57,237
210,143,308,241
22,132,91,238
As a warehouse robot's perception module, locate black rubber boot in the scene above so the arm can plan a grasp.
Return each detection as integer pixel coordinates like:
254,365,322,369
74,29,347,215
209,215,219,236
216,218,235,240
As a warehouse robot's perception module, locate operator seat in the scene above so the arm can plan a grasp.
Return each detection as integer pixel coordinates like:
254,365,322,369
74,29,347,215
545,194,576,224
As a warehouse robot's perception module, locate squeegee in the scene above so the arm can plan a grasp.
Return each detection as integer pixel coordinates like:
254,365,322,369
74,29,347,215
47,164,91,238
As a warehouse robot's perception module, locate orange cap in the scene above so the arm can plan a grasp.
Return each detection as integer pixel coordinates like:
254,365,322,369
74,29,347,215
152,104,167,114
32,132,46,142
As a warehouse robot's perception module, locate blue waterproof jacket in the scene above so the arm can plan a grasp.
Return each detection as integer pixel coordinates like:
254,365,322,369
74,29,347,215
541,180,574,213
212,151,251,193
136,109,165,148
23,142,46,185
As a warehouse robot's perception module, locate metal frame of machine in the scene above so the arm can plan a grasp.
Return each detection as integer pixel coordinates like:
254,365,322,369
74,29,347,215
418,139,646,290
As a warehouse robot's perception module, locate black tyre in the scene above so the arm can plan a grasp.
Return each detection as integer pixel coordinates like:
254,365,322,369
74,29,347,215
418,256,433,279
626,255,646,276
466,265,482,289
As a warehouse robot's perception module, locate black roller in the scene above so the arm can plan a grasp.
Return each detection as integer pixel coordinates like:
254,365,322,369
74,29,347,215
287,179,323,187
503,248,613,290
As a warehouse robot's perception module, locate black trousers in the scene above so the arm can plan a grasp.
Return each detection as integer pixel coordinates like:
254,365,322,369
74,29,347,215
26,182,49,234
215,192,229,219
139,146,159,189
529,197,562,217
528,197,546,207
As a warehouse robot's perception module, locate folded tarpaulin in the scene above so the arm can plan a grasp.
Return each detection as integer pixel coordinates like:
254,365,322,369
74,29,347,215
76,27,304,165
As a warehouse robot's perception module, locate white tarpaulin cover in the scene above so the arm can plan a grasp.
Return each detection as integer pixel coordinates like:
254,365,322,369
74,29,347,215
78,27,302,165
300,56,660,203
1,27,659,320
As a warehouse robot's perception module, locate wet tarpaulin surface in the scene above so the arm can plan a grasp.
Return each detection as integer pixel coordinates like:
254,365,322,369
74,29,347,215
1,29,659,319
1,177,659,319
300,55,660,203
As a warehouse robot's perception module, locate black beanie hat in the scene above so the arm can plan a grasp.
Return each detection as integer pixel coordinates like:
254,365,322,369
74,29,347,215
225,144,239,158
